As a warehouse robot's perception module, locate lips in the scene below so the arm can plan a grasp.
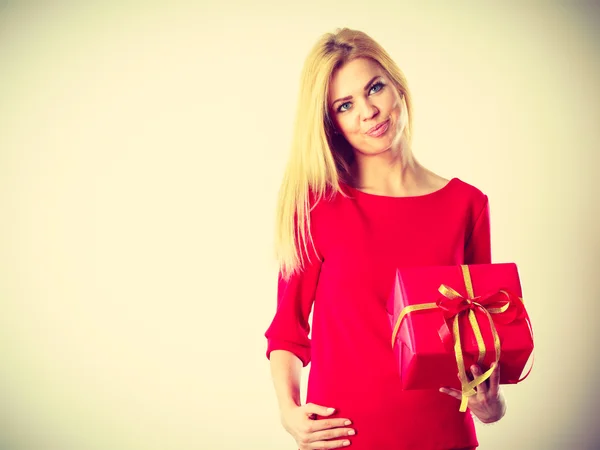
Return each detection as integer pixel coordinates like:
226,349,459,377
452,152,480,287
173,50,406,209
366,119,390,137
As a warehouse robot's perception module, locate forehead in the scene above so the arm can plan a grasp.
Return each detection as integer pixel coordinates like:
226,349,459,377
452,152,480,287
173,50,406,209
328,57,386,101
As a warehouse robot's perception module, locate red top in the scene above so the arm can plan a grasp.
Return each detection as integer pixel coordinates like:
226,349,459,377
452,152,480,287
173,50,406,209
265,178,491,449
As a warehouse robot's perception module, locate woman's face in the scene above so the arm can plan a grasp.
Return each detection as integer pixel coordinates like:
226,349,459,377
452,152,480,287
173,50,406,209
328,57,407,156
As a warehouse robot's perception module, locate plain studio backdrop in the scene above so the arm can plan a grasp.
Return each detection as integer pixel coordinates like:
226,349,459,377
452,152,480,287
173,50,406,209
0,1,598,449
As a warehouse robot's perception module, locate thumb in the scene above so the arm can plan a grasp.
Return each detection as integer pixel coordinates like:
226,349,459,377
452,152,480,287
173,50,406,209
304,403,336,417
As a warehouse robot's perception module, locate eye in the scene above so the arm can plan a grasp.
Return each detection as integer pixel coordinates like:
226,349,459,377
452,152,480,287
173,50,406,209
369,82,384,94
337,102,352,113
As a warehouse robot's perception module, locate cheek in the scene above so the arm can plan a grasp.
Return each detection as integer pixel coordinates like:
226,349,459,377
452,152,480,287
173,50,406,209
398,103,408,127
390,97,402,116
338,114,361,136
389,98,405,127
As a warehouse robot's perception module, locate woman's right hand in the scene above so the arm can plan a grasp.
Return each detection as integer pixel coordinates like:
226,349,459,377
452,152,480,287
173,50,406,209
281,403,355,449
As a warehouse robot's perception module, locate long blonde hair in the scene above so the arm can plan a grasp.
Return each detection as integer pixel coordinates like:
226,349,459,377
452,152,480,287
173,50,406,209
275,28,414,280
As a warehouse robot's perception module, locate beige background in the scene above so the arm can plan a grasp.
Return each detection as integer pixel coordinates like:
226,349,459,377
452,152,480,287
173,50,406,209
0,1,598,449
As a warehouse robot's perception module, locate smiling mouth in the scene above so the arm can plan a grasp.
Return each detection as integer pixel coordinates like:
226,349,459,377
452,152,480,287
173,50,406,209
366,119,390,136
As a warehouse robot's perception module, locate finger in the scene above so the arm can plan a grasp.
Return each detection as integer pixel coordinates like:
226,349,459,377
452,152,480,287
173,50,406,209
489,362,501,397
303,403,336,417
471,365,488,395
298,427,353,449
439,387,463,401
303,417,353,433
305,438,351,449
310,426,356,443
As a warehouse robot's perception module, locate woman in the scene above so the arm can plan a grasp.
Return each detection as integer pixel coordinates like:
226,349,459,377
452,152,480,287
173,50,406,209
264,28,506,450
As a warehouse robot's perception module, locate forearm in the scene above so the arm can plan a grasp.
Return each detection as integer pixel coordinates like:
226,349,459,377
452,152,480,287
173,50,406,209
269,349,303,412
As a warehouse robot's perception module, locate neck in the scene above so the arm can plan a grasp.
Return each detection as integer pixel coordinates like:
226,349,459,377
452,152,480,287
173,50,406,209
351,135,425,196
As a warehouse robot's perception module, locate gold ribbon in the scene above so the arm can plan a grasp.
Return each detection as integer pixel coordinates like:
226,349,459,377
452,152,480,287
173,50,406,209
391,265,511,412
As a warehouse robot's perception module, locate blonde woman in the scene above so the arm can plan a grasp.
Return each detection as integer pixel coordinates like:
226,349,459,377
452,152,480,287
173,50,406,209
264,28,506,450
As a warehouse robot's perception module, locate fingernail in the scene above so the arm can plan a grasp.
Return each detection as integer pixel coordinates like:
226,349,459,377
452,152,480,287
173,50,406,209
348,430,356,435
343,441,351,446
327,407,335,413
344,420,352,425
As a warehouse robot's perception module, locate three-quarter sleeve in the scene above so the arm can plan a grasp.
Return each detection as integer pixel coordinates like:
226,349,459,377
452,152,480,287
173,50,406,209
264,232,323,367
464,195,492,265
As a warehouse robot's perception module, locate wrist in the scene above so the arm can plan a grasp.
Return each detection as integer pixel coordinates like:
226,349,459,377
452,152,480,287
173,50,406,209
279,398,301,415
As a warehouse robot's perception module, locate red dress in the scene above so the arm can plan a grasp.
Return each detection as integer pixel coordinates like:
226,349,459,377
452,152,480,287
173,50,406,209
265,178,490,449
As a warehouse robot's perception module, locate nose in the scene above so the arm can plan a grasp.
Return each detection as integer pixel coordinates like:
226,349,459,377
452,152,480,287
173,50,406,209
359,99,379,121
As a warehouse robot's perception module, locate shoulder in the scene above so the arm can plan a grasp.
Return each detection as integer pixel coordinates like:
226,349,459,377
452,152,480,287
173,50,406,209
422,169,488,211
421,169,486,204
305,183,351,232
450,177,488,201
308,185,342,217
449,178,490,219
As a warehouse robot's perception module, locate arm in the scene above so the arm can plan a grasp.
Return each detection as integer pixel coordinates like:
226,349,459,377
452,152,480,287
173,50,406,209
271,350,353,449
265,231,355,448
269,349,304,413
266,250,323,413
442,194,507,422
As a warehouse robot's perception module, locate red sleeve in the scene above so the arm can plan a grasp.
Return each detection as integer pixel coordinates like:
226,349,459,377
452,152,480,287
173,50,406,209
264,215,323,367
464,195,491,264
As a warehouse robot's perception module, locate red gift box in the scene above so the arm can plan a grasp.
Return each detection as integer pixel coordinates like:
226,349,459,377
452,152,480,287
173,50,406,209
387,263,534,411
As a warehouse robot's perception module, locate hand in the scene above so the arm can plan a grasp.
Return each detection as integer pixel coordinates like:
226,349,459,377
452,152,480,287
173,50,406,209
280,403,354,449
439,363,507,424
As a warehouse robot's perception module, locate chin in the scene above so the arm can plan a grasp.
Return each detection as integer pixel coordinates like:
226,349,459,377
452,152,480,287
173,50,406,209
349,133,397,155
355,145,393,157
367,137,395,154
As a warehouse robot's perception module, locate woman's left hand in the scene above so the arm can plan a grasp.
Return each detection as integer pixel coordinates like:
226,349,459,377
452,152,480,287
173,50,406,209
439,363,507,424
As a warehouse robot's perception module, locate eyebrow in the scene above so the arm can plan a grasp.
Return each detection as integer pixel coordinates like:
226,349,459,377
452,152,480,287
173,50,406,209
331,75,382,107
